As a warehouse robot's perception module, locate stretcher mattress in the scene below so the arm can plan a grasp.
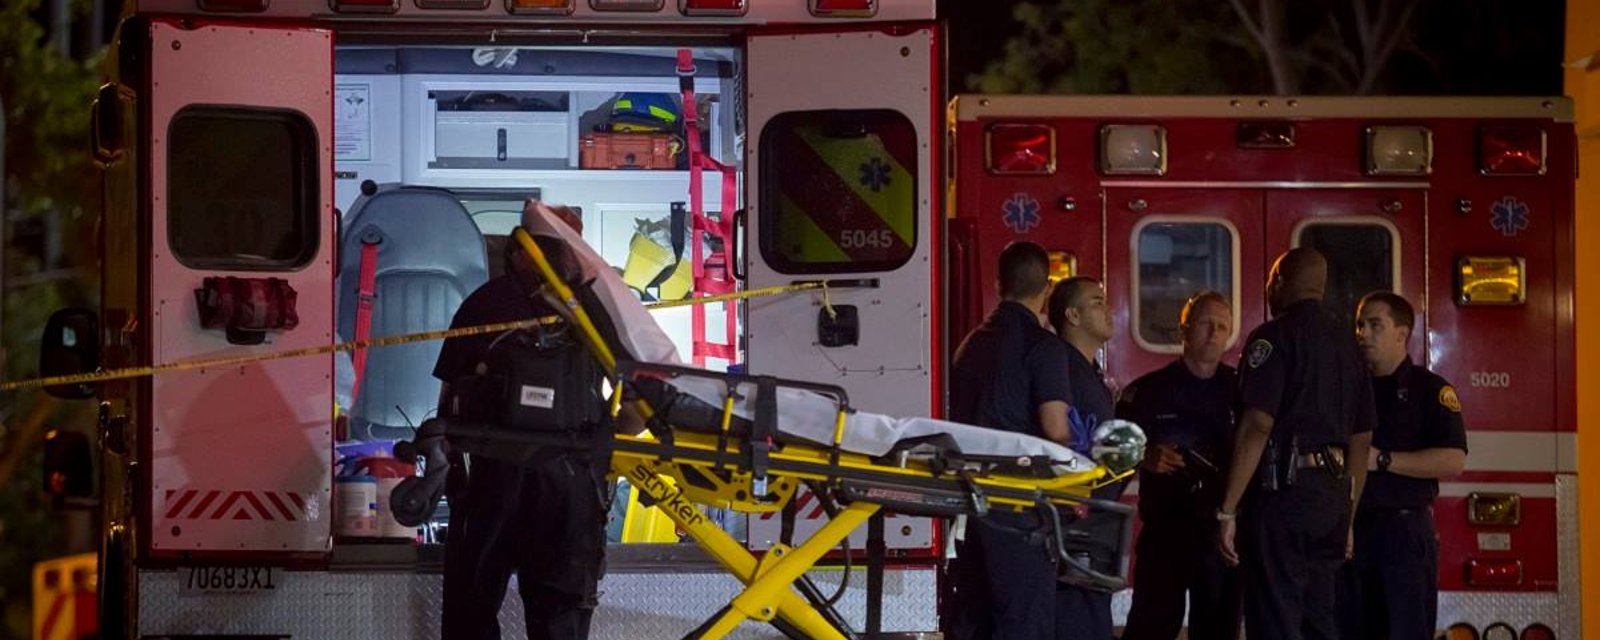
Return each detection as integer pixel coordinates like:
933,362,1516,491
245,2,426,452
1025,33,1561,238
522,205,1097,477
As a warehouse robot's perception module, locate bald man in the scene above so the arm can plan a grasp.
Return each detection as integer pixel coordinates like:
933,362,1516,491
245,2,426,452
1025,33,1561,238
1215,248,1376,640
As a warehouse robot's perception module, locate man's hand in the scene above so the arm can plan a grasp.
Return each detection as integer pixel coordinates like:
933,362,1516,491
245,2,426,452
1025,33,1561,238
1345,523,1356,560
1142,443,1187,474
1218,516,1239,566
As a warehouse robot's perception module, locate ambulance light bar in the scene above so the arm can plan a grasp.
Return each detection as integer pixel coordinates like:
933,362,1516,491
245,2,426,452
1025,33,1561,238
1237,121,1295,149
1364,125,1432,176
506,0,574,13
1479,125,1547,175
680,0,745,15
1465,557,1523,587
1456,257,1526,306
1520,623,1556,640
1099,124,1166,176
330,0,399,12
810,0,875,17
592,0,663,10
198,0,268,11
985,123,1055,175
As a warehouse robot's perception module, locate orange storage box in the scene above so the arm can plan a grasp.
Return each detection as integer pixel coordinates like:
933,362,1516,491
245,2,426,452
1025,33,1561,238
580,132,676,170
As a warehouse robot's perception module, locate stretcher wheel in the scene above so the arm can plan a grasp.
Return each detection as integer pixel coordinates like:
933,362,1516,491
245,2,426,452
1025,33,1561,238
389,476,443,527
393,440,417,461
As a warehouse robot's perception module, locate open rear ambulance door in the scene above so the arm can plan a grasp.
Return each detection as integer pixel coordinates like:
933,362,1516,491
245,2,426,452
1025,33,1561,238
744,26,940,420
123,15,335,586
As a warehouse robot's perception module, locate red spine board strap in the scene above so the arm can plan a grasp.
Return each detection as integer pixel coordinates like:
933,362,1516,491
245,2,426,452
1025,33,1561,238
678,49,740,364
351,239,380,405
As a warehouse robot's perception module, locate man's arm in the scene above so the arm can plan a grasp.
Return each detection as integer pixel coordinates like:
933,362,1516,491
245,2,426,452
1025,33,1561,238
1372,447,1467,478
616,402,648,436
1039,400,1071,446
1220,408,1274,516
1347,430,1372,513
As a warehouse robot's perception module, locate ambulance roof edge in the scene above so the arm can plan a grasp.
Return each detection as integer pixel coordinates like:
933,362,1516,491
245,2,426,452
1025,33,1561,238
952,94,1575,124
131,0,936,24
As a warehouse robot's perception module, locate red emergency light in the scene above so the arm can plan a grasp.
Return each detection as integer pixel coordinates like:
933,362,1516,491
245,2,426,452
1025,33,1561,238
810,0,875,17
330,0,399,12
1465,557,1523,587
1482,623,1517,640
1520,623,1556,640
198,0,269,11
1479,125,1547,175
985,123,1056,175
680,0,745,15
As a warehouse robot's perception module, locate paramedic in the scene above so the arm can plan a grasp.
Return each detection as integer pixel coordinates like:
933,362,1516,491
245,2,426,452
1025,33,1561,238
1046,276,1119,640
1118,291,1242,640
433,202,611,640
947,240,1074,640
1339,292,1467,640
1215,248,1375,640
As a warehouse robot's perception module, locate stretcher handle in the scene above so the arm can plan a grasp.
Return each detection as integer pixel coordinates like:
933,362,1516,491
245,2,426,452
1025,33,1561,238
615,360,852,410
1037,499,1129,593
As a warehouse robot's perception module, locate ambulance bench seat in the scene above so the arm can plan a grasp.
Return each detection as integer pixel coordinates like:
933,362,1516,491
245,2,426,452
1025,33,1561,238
336,183,489,440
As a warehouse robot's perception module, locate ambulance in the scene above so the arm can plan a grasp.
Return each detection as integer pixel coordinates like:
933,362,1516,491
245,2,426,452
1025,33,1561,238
28,0,1576,637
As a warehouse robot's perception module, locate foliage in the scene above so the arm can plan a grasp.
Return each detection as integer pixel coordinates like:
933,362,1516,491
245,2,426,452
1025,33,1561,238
0,0,104,638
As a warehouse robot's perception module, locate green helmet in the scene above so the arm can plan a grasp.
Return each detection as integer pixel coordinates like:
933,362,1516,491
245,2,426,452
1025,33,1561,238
1090,419,1147,474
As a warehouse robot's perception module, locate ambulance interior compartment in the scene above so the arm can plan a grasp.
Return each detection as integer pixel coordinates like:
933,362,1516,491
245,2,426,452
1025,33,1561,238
330,43,743,539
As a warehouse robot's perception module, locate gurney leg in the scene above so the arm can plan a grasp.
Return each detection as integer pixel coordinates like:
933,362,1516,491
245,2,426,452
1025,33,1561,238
619,459,851,640
719,502,880,635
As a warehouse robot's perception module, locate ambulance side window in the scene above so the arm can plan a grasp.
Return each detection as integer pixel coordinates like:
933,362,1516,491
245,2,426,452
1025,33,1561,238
168,106,318,270
1133,220,1237,351
1295,222,1397,325
759,110,918,274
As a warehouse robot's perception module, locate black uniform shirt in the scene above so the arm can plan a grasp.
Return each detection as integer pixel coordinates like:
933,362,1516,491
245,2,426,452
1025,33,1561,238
950,301,1074,441
1237,299,1377,452
1117,360,1237,522
1363,356,1469,510
1064,344,1115,457
433,275,546,388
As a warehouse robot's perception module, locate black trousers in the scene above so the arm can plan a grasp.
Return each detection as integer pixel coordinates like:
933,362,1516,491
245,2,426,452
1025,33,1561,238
948,511,1058,640
442,456,608,640
1121,516,1241,640
1053,583,1111,640
1239,472,1351,640
1339,507,1439,640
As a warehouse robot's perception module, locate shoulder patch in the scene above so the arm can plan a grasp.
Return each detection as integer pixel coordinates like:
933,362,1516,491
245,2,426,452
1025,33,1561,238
1439,385,1462,413
1246,339,1274,369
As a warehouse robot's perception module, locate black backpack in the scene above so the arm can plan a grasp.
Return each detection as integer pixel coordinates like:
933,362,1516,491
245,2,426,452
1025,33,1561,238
451,321,605,435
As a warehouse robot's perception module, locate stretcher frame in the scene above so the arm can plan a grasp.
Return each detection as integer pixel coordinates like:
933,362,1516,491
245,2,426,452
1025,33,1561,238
397,227,1137,640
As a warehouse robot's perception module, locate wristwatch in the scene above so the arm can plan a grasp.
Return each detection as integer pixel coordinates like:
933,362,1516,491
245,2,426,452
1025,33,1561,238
1376,450,1393,473
1215,509,1236,522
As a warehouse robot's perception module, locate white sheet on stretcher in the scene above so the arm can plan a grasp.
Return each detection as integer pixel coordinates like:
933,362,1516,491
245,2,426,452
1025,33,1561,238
522,205,1097,476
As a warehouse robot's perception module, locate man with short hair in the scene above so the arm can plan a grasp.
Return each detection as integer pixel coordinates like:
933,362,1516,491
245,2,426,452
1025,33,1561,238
946,241,1074,640
1216,248,1375,640
1119,291,1242,640
1046,276,1120,640
1340,291,1468,640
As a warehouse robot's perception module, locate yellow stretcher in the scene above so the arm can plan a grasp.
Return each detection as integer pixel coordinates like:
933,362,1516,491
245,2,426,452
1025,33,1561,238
393,226,1140,640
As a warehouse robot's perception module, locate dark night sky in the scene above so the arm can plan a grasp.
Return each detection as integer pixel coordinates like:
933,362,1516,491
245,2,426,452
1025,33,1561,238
938,0,1567,96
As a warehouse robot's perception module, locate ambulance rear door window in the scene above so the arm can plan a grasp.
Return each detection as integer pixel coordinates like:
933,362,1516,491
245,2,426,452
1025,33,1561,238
1296,221,1397,324
1133,220,1238,351
759,109,918,274
168,106,319,270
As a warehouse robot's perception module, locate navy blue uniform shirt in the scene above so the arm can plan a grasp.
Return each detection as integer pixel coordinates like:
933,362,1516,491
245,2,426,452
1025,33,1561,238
434,275,544,387
1064,344,1115,457
1117,360,1237,522
1363,356,1469,510
1237,299,1376,452
950,301,1074,442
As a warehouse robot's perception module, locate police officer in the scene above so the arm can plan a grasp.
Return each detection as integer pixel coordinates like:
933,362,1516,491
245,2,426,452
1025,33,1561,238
1216,248,1375,640
947,241,1075,640
1119,291,1242,640
1046,276,1118,640
433,202,612,640
1340,292,1467,640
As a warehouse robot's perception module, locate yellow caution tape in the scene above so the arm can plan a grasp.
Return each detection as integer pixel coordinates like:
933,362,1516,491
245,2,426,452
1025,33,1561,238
0,279,828,392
